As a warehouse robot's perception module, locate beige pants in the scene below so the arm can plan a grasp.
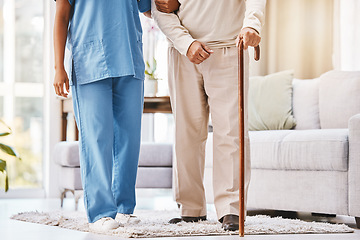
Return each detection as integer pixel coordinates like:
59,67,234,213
168,46,251,220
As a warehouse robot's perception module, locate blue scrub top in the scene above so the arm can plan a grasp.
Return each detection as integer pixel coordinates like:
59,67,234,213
64,0,151,85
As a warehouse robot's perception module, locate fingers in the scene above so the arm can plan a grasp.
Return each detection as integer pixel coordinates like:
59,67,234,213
237,27,261,50
156,5,168,13
193,49,209,64
201,43,214,54
246,36,260,47
238,35,261,50
242,34,249,50
53,83,59,96
199,49,210,59
59,83,64,96
192,53,204,64
186,41,214,64
236,35,241,47
191,54,204,64
53,80,69,98
65,78,70,94
243,34,260,49
236,33,248,49
58,83,67,97
193,58,203,65
155,1,171,13
254,36,261,46
189,55,204,64
154,0,164,11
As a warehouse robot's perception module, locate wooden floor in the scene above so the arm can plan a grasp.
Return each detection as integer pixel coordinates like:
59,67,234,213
1,189,359,240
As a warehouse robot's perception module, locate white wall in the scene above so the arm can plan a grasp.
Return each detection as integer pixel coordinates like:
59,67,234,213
338,0,360,71
44,0,62,198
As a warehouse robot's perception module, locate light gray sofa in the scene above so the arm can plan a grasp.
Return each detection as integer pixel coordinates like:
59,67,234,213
204,70,360,228
53,142,173,209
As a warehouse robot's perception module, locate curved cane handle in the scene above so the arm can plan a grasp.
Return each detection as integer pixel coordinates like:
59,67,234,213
239,39,260,61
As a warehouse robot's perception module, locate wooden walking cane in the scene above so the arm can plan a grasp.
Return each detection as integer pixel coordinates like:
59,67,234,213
238,39,260,237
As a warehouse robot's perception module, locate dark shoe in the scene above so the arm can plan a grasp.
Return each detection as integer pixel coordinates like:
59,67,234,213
169,216,207,224
220,214,239,231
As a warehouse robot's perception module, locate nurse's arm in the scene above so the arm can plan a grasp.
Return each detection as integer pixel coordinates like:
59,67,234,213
53,0,71,98
155,0,180,13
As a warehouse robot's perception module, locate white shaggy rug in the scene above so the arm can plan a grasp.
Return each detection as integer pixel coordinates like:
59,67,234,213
11,210,354,238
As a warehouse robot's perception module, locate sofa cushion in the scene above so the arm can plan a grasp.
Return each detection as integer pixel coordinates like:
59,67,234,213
292,78,320,130
60,167,82,190
53,141,80,167
248,70,297,131
138,143,173,167
53,141,172,167
247,169,348,215
249,129,349,171
136,167,172,188
319,70,360,129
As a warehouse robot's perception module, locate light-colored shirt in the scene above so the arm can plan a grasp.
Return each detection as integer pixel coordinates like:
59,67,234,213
152,0,266,56
63,0,151,85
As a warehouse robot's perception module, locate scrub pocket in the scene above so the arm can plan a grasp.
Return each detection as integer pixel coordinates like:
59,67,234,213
72,40,109,84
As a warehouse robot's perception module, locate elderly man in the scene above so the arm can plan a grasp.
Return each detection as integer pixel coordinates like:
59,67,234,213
153,0,266,231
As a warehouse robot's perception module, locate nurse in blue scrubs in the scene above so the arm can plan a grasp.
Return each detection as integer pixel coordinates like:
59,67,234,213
53,0,151,232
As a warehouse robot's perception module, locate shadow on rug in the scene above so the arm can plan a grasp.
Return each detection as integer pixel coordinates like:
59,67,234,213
11,210,354,238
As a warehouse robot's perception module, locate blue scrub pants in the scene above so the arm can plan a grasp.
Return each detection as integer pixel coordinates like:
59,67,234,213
71,75,144,223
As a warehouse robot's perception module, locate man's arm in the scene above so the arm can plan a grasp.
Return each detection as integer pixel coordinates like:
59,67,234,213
237,0,266,49
151,0,194,56
243,0,266,35
152,0,212,64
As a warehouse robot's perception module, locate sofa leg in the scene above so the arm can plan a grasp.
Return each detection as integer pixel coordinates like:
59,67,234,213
356,217,360,229
61,189,76,209
74,191,83,211
60,190,66,208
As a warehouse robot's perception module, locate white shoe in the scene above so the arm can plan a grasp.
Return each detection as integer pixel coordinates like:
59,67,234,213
115,213,141,225
89,217,122,233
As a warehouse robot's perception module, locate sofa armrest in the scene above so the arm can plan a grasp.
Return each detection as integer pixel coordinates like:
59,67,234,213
349,113,360,217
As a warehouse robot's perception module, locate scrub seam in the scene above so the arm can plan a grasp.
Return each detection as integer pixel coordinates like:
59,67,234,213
112,78,119,211
73,83,91,222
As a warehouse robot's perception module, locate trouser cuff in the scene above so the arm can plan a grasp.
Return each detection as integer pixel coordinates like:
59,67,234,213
181,208,207,217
